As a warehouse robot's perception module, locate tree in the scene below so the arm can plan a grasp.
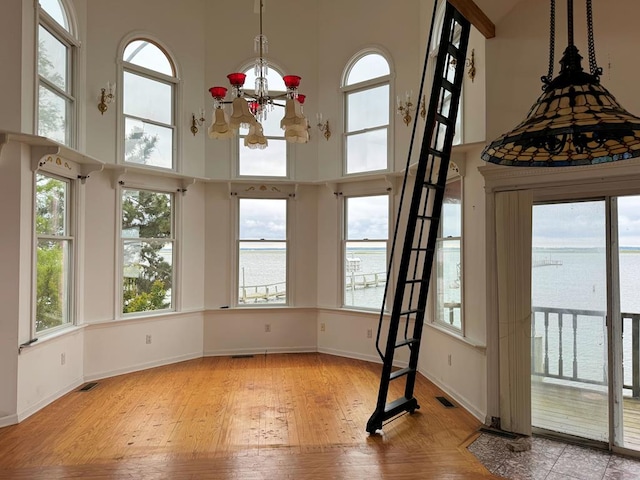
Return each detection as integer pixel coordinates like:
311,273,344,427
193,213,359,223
121,129,172,314
37,39,67,143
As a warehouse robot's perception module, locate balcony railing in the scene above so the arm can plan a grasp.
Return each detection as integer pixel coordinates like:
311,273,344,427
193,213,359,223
531,306,640,397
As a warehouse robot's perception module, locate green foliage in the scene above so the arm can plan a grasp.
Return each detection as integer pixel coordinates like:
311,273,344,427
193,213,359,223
121,131,172,314
37,40,66,141
36,241,65,331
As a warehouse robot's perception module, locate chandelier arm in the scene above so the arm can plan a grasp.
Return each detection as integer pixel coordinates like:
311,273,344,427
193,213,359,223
586,0,601,77
543,0,556,88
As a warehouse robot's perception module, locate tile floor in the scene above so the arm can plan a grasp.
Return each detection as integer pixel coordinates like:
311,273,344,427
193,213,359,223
468,433,640,480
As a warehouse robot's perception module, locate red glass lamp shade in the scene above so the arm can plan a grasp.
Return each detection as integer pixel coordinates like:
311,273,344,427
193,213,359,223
297,94,306,104
249,101,260,115
209,86,227,100
227,72,247,87
283,75,302,88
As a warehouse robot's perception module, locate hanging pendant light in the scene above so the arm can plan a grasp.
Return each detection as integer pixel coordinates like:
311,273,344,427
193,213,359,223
482,0,640,167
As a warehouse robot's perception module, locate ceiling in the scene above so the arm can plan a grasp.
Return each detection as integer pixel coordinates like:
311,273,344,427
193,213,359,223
472,0,524,25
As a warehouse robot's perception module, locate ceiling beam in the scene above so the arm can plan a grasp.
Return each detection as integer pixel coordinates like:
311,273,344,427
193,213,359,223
447,0,495,39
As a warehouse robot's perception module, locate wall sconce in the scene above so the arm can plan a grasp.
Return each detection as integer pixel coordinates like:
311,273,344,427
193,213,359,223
316,113,331,140
450,49,476,83
420,95,426,120
190,108,206,136
397,91,415,126
97,82,115,115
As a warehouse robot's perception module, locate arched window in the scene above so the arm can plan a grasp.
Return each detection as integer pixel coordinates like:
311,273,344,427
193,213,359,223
342,51,391,175
121,38,177,170
37,0,78,147
237,66,288,178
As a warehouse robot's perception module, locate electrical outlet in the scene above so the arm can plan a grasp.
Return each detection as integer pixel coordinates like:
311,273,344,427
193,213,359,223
448,354,452,366
320,322,326,332
146,335,152,344
367,329,373,339
60,352,66,365
265,324,271,333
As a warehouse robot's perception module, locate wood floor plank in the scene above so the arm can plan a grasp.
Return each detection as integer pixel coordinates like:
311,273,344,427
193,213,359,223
0,353,498,479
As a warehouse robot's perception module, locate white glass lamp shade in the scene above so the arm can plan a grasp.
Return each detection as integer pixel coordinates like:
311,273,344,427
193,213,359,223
244,122,268,149
208,108,234,139
285,126,309,144
229,97,257,130
280,98,306,131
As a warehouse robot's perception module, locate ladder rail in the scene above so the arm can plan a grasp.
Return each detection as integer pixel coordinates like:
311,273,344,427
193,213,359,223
367,1,471,433
373,0,441,361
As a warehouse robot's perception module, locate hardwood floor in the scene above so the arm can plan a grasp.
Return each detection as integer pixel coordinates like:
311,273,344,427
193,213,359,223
0,354,498,479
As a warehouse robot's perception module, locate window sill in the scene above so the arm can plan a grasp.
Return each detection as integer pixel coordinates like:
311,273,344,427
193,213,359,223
18,324,86,355
425,321,486,352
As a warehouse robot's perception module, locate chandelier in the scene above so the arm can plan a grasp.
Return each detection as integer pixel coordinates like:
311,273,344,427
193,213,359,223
207,0,309,149
481,0,640,166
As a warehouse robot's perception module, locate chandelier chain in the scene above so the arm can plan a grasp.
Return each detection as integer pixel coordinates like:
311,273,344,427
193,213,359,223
586,0,600,76
544,0,556,87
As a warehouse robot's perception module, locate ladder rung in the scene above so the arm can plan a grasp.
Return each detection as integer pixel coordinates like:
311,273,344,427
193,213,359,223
435,113,454,127
417,214,438,221
399,309,422,317
395,338,420,348
384,396,420,416
423,181,444,191
405,278,426,285
411,247,434,253
389,367,415,381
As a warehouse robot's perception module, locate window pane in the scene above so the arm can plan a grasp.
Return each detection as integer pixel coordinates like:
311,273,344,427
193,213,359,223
36,239,70,332
124,40,173,76
243,68,286,93
345,241,387,309
123,71,172,124
238,241,286,305
38,85,68,144
38,25,68,91
122,189,172,238
124,117,173,169
346,129,387,174
347,85,389,131
40,0,68,31
123,240,173,314
346,54,390,85
435,239,461,328
36,174,67,236
346,196,388,240
442,179,461,238
239,138,287,177
239,199,286,240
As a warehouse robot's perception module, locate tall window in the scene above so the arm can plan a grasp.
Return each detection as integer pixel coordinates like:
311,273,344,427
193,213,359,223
344,195,389,310
35,172,73,333
343,52,391,175
121,189,174,314
434,178,463,330
37,0,78,146
238,198,287,305
238,68,288,177
122,39,177,169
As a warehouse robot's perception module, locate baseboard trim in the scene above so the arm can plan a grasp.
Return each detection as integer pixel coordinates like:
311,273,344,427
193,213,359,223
317,347,409,368
204,346,317,357
0,413,19,429
16,377,84,424
84,352,202,382
418,367,485,422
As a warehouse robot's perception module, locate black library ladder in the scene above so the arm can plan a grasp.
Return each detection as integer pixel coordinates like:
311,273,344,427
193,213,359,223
366,2,471,434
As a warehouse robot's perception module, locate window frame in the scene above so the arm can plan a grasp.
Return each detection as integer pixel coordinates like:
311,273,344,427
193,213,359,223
342,193,390,311
36,0,79,148
119,186,176,317
341,50,393,176
235,196,289,307
433,175,464,333
33,170,75,336
118,37,179,171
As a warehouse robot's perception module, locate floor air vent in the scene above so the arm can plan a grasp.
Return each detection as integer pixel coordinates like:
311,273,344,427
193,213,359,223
78,382,98,392
231,354,254,359
435,396,456,408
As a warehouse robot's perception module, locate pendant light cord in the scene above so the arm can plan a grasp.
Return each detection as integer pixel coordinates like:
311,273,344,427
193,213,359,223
586,0,602,77
543,0,556,87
